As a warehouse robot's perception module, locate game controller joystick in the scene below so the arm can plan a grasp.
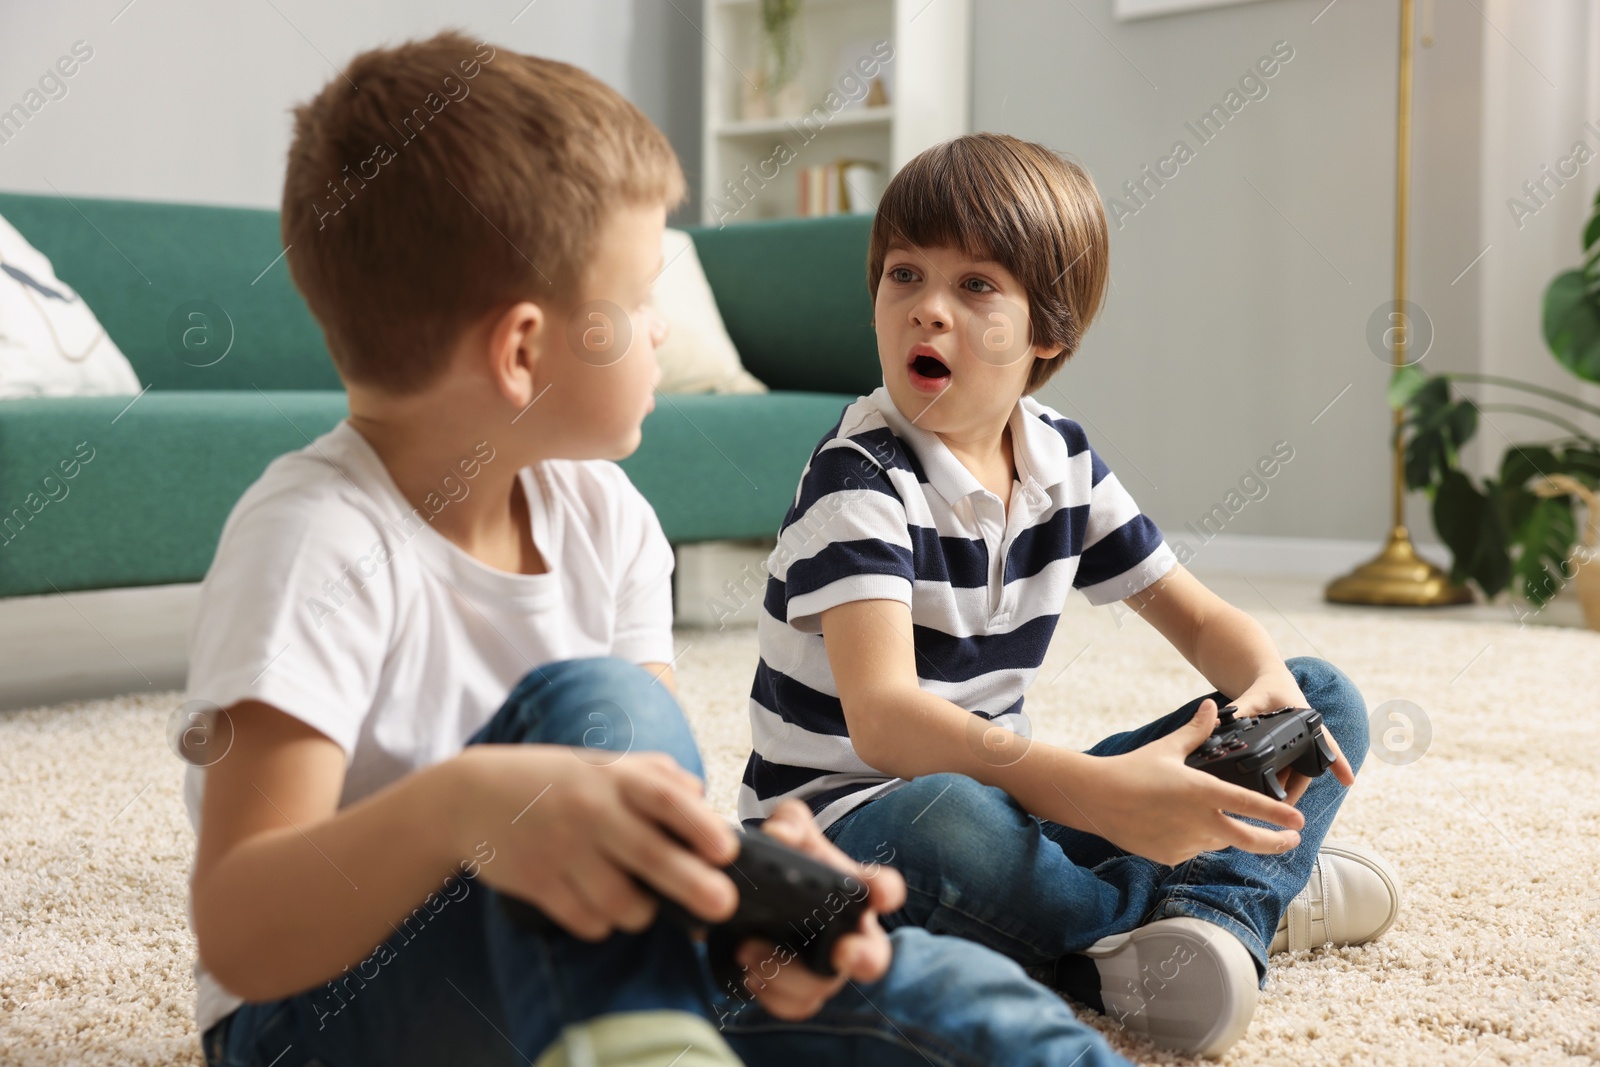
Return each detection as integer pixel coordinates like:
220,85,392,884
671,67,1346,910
496,826,869,992
1185,704,1337,802
653,826,868,989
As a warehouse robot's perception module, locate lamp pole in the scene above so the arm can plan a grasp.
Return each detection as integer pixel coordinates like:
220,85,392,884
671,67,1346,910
1324,0,1472,606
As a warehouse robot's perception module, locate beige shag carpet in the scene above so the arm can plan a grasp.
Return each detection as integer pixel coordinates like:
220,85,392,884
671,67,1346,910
4,596,1600,1066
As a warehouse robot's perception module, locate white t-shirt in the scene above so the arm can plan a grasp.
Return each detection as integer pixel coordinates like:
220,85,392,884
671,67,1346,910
182,419,676,1033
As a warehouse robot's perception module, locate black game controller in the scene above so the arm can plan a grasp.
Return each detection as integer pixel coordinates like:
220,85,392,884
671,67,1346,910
1184,704,1337,802
497,826,868,991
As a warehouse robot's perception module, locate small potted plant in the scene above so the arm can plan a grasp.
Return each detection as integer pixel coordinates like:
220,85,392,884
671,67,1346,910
1531,474,1600,628
746,0,804,119
1391,184,1600,623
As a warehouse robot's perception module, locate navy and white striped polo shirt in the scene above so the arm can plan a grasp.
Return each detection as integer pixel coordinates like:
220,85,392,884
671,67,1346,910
736,386,1178,830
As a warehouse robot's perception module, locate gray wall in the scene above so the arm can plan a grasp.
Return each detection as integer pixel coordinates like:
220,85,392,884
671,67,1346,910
0,0,700,216
629,0,705,227
972,0,1485,547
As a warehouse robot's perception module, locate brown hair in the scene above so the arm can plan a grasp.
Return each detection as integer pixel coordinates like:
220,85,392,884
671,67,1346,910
866,133,1109,394
281,29,685,394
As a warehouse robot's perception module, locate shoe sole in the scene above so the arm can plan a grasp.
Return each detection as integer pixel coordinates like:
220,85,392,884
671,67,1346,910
1081,916,1258,1058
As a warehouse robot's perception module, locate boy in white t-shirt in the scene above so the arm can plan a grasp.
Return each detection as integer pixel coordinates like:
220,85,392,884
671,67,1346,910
185,30,1135,1067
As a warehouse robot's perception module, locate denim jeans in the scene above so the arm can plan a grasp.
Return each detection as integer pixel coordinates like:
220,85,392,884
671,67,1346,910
823,656,1369,988
204,656,1130,1067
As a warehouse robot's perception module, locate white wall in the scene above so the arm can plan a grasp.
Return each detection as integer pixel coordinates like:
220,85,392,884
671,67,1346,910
0,0,699,211
1475,0,1600,479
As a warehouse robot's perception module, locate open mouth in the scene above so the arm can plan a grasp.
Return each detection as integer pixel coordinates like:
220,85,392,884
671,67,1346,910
907,348,951,391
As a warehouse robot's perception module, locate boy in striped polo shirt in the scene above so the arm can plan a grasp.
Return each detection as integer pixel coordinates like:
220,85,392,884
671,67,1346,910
739,133,1399,1058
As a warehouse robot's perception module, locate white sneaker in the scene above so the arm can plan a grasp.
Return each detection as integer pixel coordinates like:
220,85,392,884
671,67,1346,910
1272,840,1401,954
1079,916,1258,1058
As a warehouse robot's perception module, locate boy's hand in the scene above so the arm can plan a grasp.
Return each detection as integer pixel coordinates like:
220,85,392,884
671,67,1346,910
732,798,905,1021
1220,675,1358,803
454,745,740,941
1055,699,1307,867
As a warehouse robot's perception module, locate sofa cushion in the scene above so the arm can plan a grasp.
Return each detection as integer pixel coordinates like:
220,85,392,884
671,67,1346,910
0,193,337,392
0,193,885,400
0,391,350,597
0,390,856,597
654,228,767,395
685,216,881,397
623,390,854,543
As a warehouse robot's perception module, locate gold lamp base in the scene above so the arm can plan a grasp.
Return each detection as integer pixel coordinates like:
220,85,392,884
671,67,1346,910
1324,526,1475,606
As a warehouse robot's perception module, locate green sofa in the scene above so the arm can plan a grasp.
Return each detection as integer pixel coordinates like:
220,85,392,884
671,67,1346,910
0,192,881,598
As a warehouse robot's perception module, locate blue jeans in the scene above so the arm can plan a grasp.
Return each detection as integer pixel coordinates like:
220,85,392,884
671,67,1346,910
204,657,1130,1067
823,656,1369,989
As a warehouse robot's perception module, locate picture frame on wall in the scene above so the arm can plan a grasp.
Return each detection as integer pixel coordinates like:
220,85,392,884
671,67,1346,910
1114,0,1272,20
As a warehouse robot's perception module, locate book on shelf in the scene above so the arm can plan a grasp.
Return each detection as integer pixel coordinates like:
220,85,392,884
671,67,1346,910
796,160,883,218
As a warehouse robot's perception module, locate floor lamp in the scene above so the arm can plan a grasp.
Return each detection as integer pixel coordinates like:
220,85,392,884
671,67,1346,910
1324,0,1473,606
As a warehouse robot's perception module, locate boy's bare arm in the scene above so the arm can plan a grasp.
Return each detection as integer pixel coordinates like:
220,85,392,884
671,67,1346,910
819,599,1307,866
1122,563,1355,799
192,702,461,999
1120,562,1286,700
192,700,740,1002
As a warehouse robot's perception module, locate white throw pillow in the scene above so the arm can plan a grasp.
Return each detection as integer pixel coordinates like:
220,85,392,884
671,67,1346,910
0,212,141,398
651,228,766,395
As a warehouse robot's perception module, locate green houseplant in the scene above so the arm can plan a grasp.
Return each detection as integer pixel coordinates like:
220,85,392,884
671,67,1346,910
759,0,803,97
739,0,804,121
1391,184,1600,610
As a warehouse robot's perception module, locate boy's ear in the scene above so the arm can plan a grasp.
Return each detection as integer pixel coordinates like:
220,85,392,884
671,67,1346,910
484,300,547,409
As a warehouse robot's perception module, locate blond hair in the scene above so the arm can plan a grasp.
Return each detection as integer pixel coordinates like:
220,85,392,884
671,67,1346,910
281,29,685,394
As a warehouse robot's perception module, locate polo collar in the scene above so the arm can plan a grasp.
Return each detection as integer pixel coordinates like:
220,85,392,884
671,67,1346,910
870,387,1071,512
1013,394,1074,493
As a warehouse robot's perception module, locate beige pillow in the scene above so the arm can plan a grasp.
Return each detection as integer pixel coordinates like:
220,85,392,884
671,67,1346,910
0,212,141,398
652,228,766,395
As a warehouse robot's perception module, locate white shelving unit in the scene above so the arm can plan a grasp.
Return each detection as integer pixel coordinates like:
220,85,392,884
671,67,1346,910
699,0,972,226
